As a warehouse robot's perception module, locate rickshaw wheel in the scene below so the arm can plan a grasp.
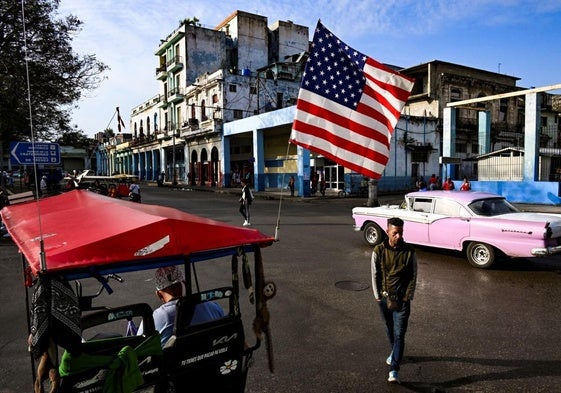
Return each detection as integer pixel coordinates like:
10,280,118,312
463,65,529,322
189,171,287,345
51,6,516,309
263,281,277,300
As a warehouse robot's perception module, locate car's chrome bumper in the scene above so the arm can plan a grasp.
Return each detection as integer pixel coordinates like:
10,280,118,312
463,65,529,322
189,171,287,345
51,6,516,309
353,225,362,232
531,244,561,256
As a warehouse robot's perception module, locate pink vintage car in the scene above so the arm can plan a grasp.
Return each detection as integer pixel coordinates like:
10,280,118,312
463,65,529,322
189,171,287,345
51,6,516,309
352,191,561,268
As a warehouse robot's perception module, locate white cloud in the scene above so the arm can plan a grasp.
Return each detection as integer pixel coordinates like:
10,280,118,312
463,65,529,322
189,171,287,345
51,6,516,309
56,0,561,135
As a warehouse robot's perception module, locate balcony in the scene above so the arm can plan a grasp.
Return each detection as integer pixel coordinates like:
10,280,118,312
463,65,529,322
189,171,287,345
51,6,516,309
166,55,183,73
167,87,184,103
155,66,167,81
157,98,168,109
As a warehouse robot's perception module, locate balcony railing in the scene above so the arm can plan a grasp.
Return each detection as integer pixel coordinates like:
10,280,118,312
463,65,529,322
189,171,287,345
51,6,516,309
155,66,167,80
167,87,184,103
166,55,183,73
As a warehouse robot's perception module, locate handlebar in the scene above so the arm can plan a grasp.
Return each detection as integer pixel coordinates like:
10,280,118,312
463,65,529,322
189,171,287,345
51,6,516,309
75,273,124,311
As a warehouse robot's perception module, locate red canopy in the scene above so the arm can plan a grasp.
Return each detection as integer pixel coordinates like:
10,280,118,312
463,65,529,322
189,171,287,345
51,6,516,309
1,190,275,275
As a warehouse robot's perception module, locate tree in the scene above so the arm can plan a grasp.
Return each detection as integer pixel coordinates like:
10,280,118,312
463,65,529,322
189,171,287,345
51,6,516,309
55,128,92,148
0,0,108,152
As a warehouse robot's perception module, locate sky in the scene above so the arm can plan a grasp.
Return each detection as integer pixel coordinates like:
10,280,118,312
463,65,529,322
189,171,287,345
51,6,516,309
57,0,561,137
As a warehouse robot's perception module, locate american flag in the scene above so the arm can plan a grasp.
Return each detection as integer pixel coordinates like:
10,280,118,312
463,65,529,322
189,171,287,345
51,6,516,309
116,106,126,132
290,22,414,179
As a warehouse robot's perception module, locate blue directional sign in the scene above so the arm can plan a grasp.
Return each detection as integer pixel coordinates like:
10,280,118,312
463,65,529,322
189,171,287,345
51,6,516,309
9,142,61,165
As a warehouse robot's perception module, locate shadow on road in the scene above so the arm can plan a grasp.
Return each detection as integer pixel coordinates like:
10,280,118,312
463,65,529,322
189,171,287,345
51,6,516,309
402,355,561,392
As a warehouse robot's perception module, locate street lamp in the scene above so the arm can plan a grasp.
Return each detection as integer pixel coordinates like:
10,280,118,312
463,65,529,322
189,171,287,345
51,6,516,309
172,127,179,186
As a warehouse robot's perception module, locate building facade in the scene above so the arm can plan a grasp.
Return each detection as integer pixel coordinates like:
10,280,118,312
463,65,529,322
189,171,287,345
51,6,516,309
99,11,309,186
95,11,561,201
402,60,561,181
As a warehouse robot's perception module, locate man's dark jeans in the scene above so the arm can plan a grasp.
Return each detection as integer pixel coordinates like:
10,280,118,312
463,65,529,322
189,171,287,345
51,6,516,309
378,298,411,371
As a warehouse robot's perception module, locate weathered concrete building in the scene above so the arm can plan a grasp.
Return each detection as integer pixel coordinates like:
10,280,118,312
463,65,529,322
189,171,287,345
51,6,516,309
107,11,308,186
402,60,561,182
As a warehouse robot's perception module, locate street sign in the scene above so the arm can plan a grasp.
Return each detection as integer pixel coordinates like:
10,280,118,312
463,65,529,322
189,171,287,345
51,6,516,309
439,156,462,165
9,142,61,165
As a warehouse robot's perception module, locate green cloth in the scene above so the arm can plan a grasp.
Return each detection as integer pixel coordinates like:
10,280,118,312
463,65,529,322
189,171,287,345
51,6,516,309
59,334,162,393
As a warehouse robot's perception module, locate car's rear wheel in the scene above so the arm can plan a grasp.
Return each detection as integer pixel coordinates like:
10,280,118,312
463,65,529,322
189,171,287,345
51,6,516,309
363,222,384,246
466,242,495,269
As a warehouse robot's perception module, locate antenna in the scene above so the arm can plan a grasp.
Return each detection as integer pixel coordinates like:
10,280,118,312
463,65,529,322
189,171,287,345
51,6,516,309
20,0,46,271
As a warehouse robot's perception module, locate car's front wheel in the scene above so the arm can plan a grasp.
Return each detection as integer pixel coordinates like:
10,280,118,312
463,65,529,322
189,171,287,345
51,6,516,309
466,242,495,269
363,222,384,246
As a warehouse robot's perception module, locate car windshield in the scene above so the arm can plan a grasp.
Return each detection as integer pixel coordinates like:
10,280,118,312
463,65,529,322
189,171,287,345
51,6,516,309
468,198,519,216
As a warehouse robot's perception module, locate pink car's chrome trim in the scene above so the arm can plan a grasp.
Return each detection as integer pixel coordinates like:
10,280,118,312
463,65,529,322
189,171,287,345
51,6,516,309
531,245,561,256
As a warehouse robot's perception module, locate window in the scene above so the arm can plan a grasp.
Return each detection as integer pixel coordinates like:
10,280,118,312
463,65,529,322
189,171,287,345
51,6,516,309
176,106,182,127
411,151,428,163
412,198,432,213
434,199,462,216
450,88,463,119
233,109,243,119
472,143,479,154
250,86,257,94
476,93,487,110
229,84,237,92
410,76,424,95
201,100,207,121
455,142,467,153
212,94,219,103
499,98,508,121
450,88,462,102
276,92,283,109
469,198,516,216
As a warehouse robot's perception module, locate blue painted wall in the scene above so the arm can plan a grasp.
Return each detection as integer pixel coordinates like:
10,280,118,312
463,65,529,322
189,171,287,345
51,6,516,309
378,176,415,193
468,181,561,205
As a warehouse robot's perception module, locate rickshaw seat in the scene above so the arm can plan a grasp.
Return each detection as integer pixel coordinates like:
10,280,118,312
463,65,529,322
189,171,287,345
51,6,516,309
163,287,249,393
58,303,164,393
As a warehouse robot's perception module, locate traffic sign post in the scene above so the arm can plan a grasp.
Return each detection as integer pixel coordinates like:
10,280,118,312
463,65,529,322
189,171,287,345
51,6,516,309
9,142,61,165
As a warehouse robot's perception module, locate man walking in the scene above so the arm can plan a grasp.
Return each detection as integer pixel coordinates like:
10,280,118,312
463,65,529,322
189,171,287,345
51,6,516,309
371,217,417,384
239,178,253,226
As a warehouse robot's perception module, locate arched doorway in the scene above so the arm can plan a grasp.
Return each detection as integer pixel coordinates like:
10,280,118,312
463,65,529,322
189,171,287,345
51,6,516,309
200,149,208,186
210,147,219,187
190,150,198,186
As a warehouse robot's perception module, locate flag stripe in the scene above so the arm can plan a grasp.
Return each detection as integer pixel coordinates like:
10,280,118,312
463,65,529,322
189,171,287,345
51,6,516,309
364,58,415,100
290,129,388,179
294,91,392,146
291,117,390,165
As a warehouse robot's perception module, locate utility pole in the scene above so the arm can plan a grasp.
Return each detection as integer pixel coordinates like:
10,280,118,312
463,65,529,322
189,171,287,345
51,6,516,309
172,129,177,186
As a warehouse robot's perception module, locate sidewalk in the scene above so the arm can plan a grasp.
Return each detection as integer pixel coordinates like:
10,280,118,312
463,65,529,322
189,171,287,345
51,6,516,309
150,181,561,213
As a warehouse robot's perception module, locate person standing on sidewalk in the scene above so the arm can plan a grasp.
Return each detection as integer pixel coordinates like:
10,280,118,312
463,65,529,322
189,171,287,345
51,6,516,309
288,176,295,197
239,178,253,226
371,217,417,384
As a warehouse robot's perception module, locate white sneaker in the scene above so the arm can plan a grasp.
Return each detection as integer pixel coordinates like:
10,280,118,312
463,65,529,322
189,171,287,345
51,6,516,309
243,220,251,226
386,353,392,365
388,370,400,384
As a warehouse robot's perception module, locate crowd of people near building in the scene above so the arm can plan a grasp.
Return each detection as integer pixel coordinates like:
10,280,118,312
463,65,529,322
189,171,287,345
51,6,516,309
415,174,471,191
1,168,65,194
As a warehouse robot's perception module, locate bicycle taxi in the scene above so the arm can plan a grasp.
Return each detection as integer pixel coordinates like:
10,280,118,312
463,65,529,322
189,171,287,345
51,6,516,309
1,189,276,392
66,170,139,198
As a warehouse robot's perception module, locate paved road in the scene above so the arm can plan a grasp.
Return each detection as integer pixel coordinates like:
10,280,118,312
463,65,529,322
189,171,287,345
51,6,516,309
1,188,561,392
